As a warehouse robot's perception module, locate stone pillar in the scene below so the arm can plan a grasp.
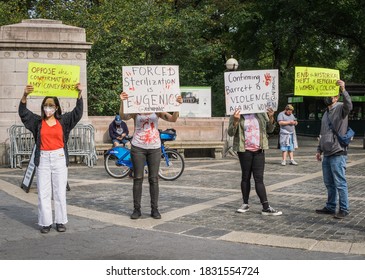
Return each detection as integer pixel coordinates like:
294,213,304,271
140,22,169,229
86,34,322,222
0,19,92,166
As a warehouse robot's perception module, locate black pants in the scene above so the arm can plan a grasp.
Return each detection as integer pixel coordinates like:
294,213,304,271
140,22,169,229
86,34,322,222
237,150,269,208
130,145,161,210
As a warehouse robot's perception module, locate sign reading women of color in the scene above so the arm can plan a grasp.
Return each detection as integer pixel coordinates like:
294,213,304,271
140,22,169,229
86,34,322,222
122,65,180,113
294,67,340,96
224,69,278,115
27,62,80,98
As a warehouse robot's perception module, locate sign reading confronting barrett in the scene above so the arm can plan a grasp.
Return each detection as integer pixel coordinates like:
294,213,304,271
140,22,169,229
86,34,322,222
224,69,279,115
122,65,181,114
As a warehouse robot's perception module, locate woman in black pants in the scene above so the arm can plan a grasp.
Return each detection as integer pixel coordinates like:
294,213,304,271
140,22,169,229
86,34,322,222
119,92,182,219
228,108,282,216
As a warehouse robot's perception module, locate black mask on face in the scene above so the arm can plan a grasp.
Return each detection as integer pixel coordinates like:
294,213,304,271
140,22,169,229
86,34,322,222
323,97,334,106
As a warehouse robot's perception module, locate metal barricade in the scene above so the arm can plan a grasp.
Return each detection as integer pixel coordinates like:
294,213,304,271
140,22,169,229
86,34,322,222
68,124,98,167
8,125,35,168
8,124,98,168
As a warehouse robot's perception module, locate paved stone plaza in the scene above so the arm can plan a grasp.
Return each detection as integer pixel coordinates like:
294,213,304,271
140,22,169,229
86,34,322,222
1,136,365,259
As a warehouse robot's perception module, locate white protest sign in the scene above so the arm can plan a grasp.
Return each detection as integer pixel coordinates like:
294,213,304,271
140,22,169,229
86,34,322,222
122,65,180,113
224,69,279,115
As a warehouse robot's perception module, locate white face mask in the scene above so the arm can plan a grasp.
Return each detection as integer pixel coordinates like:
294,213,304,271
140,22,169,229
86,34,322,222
43,106,56,117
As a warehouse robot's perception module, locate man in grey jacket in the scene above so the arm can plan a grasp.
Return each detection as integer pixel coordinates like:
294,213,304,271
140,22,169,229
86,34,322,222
315,80,353,219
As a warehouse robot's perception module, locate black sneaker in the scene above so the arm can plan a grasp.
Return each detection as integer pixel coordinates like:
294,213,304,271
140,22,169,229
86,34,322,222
56,223,66,232
151,209,161,219
40,225,52,234
130,209,141,219
334,210,349,219
315,207,335,215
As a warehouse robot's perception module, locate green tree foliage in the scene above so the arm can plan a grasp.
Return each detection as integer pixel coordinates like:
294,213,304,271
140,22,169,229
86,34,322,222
1,0,365,116
0,0,34,26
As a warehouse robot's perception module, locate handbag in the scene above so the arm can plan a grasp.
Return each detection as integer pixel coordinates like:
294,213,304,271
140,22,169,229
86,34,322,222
336,127,355,146
326,111,354,146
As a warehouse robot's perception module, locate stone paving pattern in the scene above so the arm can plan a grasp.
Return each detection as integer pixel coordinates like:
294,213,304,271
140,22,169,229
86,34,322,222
1,135,365,259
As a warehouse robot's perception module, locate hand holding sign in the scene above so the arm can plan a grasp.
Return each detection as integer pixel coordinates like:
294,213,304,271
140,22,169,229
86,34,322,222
23,84,34,97
337,79,346,93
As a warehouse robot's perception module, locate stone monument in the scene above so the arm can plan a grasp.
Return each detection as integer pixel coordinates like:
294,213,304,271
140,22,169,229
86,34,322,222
0,19,92,166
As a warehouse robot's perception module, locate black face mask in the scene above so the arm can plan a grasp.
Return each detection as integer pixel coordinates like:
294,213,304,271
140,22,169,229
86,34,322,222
323,97,334,106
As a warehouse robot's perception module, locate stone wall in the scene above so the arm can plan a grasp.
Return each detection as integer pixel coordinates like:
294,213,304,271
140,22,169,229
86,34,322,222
88,116,230,145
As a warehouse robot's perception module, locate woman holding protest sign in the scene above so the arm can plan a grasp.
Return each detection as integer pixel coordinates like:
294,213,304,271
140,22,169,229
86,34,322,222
228,108,283,216
119,91,182,220
18,83,83,233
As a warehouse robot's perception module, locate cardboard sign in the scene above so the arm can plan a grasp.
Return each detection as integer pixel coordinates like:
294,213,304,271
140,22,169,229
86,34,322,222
21,145,36,193
294,67,340,96
27,62,80,98
122,65,181,113
224,69,279,115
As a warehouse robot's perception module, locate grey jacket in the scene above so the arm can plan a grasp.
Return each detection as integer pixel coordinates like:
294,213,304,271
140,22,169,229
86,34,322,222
317,90,353,156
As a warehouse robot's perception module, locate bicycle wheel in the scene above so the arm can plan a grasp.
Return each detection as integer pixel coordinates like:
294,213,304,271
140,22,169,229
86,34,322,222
104,154,130,178
159,150,184,181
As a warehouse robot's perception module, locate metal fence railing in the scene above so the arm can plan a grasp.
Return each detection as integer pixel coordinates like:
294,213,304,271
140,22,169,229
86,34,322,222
8,124,98,168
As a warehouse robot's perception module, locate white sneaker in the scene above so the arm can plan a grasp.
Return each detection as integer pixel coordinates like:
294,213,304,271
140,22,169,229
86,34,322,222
290,160,298,165
262,206,282,216
281,160,286,166
236,204,250,213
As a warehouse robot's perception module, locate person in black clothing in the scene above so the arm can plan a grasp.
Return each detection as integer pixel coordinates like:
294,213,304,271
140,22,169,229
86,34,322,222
109,114,129,147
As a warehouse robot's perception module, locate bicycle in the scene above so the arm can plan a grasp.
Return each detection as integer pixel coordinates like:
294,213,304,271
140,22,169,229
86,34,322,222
104,128,185,181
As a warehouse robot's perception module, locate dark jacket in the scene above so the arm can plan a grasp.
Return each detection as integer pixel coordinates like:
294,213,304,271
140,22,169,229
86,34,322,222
18,97,83,166
317,90,353,156
108,121,129,140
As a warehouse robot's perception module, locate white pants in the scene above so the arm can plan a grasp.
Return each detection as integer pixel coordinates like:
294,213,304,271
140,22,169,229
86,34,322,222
36,148,68,226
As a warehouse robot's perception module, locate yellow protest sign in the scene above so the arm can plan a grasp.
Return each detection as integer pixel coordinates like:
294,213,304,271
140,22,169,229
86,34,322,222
27,62,80,98
294,67,340,96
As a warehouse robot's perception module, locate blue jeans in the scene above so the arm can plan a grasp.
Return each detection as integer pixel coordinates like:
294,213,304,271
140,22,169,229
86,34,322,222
322,155,349,213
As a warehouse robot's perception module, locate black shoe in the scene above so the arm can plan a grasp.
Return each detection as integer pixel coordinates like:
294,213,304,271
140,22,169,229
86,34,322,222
315,207,335,215
56,223,66,232
40,225,52,234
334,210,349,219
151,209,161,219
130,209,141,219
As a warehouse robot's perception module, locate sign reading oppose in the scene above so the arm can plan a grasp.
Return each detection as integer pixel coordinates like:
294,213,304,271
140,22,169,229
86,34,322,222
294,67,340,96
224,69,278,115
27,62,80,98
122,65,180,113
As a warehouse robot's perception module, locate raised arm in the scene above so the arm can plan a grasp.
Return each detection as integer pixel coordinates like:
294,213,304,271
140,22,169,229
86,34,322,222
338,80,353,118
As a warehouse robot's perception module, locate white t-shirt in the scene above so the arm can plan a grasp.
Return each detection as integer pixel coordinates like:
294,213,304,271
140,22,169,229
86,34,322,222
131,113,161,149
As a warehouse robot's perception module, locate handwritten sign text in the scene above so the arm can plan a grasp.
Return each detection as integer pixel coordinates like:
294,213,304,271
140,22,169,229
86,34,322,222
294,67,340,96
27,62,80,98
122,65,180,113
224,69,279,115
